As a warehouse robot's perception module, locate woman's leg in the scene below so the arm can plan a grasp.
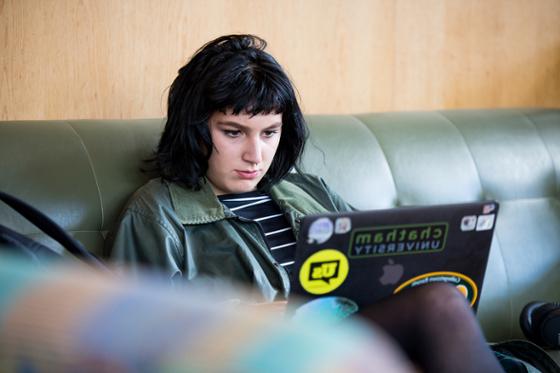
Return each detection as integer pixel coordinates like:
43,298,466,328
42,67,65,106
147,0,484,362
359,282,503,373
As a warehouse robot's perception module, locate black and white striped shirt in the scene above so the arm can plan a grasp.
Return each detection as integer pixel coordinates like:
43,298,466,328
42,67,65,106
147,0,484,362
218,191,296,276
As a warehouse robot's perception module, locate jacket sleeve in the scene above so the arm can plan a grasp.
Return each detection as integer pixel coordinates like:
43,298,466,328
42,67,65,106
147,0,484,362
107,208,184,281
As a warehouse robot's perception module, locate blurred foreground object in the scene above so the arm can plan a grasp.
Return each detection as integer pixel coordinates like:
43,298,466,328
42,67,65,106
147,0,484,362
0,254,411,372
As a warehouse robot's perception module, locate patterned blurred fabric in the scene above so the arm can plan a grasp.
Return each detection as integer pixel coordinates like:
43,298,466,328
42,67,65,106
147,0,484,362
0,254,411,372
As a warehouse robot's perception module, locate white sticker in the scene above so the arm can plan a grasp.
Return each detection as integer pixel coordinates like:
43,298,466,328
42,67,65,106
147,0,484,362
307,217,334,244
476,214,495,231
334,217,352,234
460,215,477,231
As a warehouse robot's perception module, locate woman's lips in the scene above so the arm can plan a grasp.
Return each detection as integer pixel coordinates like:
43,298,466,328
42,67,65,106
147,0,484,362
235,170,261,179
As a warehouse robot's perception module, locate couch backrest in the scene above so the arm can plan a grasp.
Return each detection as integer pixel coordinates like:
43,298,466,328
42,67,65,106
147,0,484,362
1,108,559,343
0,119,162,256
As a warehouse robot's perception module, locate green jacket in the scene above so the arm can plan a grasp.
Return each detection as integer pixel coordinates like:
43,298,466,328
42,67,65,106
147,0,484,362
107,173,352,301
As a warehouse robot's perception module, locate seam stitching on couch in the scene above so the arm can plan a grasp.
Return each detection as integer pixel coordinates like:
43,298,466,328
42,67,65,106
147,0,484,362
518,109,560,197
66,121,105,230
436,111,515,336
435,111,486,197
350,114,399,206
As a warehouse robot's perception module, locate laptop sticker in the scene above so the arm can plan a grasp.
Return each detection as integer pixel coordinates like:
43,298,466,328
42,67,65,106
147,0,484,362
476,214,495,231
307,217,334,244
299,249,349,295
348,223,448,258
335,217,352,234
482,203,496,214
460,215,477,231
393,271,478,307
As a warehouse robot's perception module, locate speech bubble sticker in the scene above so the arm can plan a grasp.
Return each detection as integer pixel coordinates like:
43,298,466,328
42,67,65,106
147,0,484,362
307,217,334,244
299,249,349,295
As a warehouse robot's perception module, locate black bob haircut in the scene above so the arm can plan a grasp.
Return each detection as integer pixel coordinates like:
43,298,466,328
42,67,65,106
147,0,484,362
154,34,308,191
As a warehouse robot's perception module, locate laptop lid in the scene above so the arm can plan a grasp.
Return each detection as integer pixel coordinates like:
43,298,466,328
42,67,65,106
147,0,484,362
290,201,499,312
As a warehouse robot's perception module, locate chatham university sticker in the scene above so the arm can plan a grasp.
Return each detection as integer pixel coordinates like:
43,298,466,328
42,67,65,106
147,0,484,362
348,222,448,258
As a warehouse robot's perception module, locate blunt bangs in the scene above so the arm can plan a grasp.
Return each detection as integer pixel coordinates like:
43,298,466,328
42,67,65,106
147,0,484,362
207,56,295,118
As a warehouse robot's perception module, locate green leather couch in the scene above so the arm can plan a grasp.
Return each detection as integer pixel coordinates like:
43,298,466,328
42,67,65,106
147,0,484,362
1,108,559,356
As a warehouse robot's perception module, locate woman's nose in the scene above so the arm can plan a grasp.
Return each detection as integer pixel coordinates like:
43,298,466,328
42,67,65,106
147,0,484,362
242,137,263,165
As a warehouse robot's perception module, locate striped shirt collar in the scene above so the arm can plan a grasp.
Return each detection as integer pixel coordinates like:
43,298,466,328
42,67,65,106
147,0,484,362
168,177,325,226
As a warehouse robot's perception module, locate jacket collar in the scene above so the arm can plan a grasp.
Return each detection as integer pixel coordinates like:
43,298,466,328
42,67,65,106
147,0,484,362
168,177,327,225
168,179,231,225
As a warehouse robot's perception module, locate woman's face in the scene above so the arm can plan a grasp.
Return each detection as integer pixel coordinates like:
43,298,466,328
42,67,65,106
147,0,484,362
206,109,283,195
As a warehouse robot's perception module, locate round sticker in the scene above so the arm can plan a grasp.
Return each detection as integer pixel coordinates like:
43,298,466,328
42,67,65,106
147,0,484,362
393,271,478,306
299,249,349,295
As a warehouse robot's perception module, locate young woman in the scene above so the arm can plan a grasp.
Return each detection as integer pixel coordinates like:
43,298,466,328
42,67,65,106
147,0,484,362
108,34,504,372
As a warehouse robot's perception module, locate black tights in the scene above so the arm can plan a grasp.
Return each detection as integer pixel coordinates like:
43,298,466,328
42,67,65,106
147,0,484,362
359,283,504,373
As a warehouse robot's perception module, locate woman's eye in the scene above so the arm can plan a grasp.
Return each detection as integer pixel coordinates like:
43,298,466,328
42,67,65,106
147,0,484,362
263,130,279,138
223,130,241,138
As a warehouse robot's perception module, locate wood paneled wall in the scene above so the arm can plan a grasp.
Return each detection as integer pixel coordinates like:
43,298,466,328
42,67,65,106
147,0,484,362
1,0,559,120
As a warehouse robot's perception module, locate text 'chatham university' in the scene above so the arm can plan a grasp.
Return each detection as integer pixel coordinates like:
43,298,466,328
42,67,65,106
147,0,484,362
349,223,448,257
